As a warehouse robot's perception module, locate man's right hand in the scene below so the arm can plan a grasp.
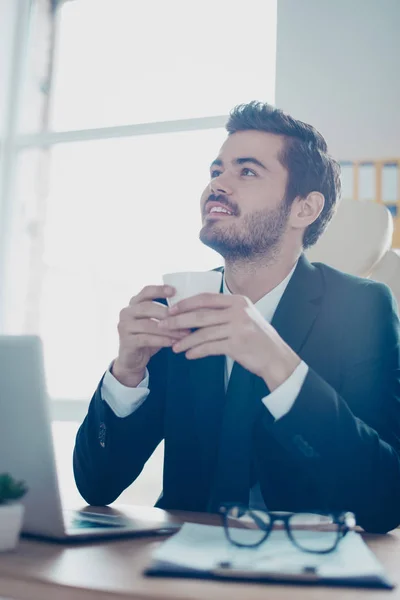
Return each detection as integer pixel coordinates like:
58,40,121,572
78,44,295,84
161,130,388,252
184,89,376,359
112,285,190,387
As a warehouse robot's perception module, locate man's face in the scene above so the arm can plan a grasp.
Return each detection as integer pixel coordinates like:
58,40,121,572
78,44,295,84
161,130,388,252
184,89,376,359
199,130,291,261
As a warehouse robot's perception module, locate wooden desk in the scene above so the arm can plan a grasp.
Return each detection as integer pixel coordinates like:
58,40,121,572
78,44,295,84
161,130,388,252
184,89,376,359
0,510,398,600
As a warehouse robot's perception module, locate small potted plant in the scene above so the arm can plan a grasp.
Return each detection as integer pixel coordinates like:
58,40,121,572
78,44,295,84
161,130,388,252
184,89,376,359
0,473,27,551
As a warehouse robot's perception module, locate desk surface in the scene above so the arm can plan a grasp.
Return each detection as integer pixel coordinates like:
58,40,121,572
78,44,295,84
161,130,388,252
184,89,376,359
0,509,399,600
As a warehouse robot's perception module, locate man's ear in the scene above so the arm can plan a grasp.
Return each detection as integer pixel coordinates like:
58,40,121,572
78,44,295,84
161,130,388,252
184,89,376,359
289,192,325,231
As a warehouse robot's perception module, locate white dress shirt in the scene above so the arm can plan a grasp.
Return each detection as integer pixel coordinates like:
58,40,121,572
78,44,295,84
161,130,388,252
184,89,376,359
101,265,309,419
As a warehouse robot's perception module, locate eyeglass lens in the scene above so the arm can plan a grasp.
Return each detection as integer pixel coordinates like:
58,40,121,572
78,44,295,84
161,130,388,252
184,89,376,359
225,507,271,546
288,513,338,552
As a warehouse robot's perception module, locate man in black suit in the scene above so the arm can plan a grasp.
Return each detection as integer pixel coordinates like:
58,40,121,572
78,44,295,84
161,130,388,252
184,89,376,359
74,102,400,533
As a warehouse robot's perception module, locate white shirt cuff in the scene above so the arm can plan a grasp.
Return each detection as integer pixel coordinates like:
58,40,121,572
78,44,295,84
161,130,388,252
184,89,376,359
262,361,309,421
101,366,150,418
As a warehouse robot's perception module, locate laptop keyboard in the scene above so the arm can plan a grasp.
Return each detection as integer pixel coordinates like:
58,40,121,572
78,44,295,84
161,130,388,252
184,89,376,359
70,517,122,529
65,510,128,530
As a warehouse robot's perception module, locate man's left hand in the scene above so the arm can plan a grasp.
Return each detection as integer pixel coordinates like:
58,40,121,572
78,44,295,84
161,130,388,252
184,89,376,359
158,293,301,391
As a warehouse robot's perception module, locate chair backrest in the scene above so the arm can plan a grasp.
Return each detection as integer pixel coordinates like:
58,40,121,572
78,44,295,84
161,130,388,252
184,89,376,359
306,199,393,277
369,249,400,309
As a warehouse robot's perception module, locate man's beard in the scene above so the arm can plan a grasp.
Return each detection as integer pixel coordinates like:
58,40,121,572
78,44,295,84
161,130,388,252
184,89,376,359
199,200,291,262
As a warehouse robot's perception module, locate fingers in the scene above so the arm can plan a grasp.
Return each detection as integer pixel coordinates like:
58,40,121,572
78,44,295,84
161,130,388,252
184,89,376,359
130,285,176,306
172,324,230,353
116,285,179,374
118,285,191,357
126,334,179,348
120,301,169,322
170,292,248,313
120,317,190,339
159,307,233,331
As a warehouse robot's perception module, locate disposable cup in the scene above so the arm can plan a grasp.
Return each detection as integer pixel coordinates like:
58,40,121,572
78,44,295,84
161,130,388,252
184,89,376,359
162,271,223,306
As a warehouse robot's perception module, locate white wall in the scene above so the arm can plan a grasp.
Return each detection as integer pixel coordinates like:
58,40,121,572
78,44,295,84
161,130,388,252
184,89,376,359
275,0,400,160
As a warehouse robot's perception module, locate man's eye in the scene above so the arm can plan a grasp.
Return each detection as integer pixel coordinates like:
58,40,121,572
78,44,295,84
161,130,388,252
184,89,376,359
241,167,256,177
210,169,222,178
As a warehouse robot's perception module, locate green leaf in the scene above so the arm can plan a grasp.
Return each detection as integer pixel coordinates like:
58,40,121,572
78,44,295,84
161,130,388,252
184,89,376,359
0,473,28,504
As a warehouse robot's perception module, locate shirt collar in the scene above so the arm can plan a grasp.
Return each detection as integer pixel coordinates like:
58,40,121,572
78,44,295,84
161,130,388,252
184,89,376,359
222,262,298,323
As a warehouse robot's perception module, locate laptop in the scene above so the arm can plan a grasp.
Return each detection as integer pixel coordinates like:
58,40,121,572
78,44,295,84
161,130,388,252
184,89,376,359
0,335,181,541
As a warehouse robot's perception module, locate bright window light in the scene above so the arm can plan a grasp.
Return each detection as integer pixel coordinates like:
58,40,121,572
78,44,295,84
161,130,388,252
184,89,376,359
51,0,277,130
38,128,228,399
10,0,277,403
1,0,277,502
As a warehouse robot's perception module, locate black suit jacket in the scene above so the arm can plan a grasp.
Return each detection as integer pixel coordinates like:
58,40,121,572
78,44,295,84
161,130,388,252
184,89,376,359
73,256,400,533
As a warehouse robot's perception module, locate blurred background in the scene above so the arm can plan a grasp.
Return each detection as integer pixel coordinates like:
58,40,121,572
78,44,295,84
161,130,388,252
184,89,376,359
0,0,399,508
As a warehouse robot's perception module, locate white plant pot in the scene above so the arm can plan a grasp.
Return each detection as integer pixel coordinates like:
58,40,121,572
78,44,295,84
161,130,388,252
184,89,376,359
0,502,25,551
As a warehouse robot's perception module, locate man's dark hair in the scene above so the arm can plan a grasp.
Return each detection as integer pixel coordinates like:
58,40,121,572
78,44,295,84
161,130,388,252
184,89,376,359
226,101,341,249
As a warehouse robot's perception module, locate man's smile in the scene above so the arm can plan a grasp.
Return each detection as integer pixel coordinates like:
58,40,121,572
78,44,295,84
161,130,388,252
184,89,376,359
204,200,237,219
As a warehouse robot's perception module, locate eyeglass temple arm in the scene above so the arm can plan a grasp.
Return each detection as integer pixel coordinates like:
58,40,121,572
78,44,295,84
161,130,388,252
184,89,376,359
248,510,270,531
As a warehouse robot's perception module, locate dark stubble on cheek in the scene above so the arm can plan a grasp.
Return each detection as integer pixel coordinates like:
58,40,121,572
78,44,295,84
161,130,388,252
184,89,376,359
199,202,291,261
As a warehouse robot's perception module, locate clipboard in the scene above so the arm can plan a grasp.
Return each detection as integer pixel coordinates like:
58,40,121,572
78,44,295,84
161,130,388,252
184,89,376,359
144,523,394,589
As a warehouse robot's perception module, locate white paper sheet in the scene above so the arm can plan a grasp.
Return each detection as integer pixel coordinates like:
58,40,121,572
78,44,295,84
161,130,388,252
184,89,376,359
151,522,390,583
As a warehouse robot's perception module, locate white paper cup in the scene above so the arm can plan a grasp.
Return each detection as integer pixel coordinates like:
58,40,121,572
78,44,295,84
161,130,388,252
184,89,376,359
162,271,223,306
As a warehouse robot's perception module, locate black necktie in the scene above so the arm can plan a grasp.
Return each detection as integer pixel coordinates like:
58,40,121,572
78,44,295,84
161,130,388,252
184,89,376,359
207,361,258,512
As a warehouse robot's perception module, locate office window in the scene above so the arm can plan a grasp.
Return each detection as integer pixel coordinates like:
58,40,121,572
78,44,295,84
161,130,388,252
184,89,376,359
0,0,276,503
28,128,228,400
3,0,277,411
3,0,277,500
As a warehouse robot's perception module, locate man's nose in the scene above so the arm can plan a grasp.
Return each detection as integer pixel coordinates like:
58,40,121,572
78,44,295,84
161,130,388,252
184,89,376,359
210,172,233,196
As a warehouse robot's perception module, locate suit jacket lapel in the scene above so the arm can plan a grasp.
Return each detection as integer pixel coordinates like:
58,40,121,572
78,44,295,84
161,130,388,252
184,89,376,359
272,255,323,353
254,254,324,403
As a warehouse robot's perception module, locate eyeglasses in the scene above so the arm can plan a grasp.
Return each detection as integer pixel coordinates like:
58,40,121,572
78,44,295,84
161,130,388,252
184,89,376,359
219,504,356,554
